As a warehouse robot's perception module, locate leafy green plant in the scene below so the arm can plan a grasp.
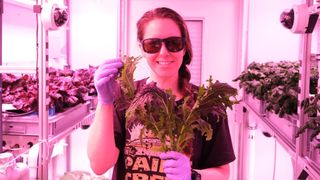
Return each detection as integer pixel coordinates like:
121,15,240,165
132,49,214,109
115,56,141,110
232,61,269,100
264,61,299,117
116,56,239,153
295,117,320,148
296,95,320,148
125,77,238,153
233,61,318,118
234,60,320,148
301,95,320,117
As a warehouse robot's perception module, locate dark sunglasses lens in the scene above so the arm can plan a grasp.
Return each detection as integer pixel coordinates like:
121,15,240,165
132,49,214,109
164,37,185,52
142,39,162,53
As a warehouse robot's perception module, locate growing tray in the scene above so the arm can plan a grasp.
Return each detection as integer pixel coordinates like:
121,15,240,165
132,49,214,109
246,94,267,116
308,139,320,167
2,102,91,136
266,112,298,146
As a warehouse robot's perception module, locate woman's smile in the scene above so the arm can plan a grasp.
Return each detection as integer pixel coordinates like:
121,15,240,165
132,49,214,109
156,60,174,65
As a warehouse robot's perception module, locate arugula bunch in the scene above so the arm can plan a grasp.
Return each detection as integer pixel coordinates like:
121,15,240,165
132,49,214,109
115,56,141,110
117,56,239,153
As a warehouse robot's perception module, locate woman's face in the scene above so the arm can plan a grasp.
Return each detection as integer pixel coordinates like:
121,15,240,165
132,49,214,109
140,18,185,80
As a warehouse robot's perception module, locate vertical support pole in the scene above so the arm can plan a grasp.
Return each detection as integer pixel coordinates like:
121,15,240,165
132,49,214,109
297,23,312,157
117,0,128,57
237,0,251,179
38,1,49,179
64,0,71,172
65,0,71,68
296,1,313,179
117,0,121,57
38,29,49,180
0,0,3,153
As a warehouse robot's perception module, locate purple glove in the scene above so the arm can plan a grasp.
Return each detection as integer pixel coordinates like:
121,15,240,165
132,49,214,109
160,151,191,180
94,58,123,105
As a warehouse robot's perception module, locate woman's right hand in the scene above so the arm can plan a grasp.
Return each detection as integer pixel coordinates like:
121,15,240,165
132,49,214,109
94,58,123,105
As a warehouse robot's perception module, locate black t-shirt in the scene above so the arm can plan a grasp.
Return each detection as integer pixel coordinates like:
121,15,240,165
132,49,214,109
112,79,236,180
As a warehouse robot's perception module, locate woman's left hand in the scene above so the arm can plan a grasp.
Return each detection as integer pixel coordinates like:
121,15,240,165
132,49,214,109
159,151,191,180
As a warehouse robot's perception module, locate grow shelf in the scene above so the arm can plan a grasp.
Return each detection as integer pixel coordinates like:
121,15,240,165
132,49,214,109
2,101,91,136
243,102,296,154
246,94,267,116
309,139,320,166
265,113,298,146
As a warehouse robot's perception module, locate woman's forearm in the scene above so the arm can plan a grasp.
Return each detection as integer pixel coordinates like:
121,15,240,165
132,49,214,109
195,164,230,180
87,103,119,175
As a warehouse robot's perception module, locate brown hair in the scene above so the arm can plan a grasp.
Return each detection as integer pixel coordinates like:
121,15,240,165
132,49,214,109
137,7,193,95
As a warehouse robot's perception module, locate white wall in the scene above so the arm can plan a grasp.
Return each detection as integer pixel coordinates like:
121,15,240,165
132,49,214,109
3,2,38,65
3,0,120,69
69,0,119,69
3,1,68,68
247,0,301,63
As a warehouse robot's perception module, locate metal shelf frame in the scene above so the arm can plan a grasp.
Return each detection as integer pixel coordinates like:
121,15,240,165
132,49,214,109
237,0,320,179
241,100,320,180
0,0,96,179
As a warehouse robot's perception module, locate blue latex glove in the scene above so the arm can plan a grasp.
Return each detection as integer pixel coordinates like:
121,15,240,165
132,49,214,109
160,151,191,180
94,58,123,105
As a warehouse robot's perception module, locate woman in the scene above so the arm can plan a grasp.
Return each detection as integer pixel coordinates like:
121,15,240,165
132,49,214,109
87,7,235,180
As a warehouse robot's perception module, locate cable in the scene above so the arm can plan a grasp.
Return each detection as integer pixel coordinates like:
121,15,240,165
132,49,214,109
272,139,277,180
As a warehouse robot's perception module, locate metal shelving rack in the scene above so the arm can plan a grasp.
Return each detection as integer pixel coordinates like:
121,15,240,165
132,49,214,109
239,31,320,180
240,100,320,180
0,0,4,154
237,1,320,179
1,1,96,179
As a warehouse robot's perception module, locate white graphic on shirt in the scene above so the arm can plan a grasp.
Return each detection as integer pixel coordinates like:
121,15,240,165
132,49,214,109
124,123,166,180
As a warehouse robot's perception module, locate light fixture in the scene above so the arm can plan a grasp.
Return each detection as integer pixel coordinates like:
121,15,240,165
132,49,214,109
280,4,319,34
41,2,68,31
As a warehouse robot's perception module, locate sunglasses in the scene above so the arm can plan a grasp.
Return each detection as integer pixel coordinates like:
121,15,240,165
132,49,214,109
141,36,185,54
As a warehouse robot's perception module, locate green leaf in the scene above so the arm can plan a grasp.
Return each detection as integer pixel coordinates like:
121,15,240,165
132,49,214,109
115,56,141,110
